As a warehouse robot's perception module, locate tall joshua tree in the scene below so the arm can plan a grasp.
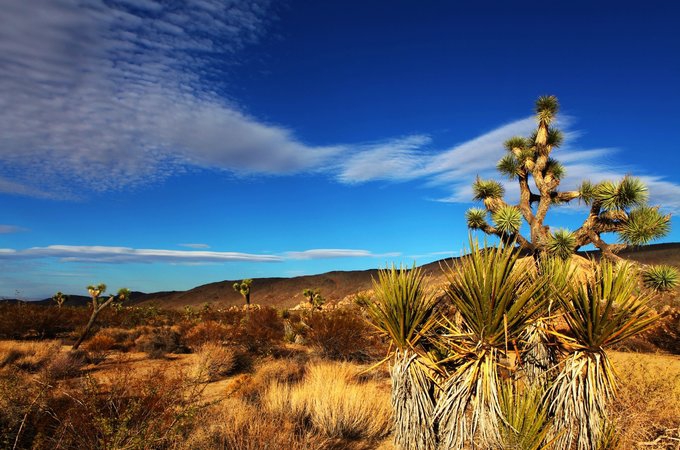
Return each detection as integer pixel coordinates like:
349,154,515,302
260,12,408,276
466,95,670,261
233,279,253,307
73,284,130,349
302,288,325,314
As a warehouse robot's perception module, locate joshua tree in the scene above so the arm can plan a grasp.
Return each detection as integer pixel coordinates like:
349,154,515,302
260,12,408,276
302,288,325,314
466,95,670,262
52,291,68,308
233,279,253,307
73,284,130,350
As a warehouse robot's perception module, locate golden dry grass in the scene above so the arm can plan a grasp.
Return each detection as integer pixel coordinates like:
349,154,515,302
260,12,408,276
262,360,392,441
610,351,680,449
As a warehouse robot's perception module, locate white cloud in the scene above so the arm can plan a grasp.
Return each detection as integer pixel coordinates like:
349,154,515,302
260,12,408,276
0,245,401,263
0,245,282,263
0,0,338,196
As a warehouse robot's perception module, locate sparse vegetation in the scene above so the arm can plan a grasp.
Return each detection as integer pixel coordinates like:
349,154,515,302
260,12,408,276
233,279,253,307
73,284,131,349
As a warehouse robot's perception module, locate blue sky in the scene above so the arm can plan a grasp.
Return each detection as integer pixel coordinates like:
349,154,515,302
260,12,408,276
1,0,679,299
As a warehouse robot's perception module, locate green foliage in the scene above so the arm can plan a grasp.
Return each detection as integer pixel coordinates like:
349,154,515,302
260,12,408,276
557,262,657,351
302,288,325,310
544,157,565,179
642,264,679,292
546,126,564,147
472,178,504,200
367,264,438,351
535,95,559,123
492,205,522,234
620,206,670,245
578,180,595,205
52,291,68,307
546,228,576,260
465,208,487,229
504,136,528,151
498,381,552,450
497,154,521,179
594,177,648,211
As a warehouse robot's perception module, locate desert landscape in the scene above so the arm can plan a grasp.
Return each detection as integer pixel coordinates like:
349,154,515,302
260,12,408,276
1,242,679,449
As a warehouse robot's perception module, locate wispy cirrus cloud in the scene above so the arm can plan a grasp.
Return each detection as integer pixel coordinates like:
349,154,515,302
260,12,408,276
0,224,27,234
0,245,398,264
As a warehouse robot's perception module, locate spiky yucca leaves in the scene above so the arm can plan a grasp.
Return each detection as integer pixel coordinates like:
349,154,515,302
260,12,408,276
642,264,680,292
466,208,487,230
492,205,522,234
497,154,522,179
545,229,576,260
367,265,439,450
547,262,658,450
535,95,559,124
620,206,670,245
594,177,648,211
434,242,548,449
498,381,553,450
472,178,504,201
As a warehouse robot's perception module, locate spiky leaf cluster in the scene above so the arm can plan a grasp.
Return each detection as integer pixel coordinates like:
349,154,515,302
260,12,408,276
535,95,559,124
546,229,576,260
466,208,487,229
642,264,679,292
492,205,522,234
497,154,522,179
472,178,504,201
545,158,565,180
594,177,648,211
619,206,670,245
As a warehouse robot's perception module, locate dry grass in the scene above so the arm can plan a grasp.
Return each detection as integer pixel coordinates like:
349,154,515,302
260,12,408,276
0,340,62,372
610,351,680,449
262,361,392,441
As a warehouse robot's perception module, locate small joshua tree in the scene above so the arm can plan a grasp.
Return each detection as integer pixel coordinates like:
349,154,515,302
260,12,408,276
302,288,325,314
466,95,670,262
52,291,68,308
73,284,130,350
233,279,253,307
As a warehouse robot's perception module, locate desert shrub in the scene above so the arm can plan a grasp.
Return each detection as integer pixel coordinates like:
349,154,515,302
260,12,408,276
84,334,117,353
184,320,232,349
44,366,204,449
134,326,185,358
307,308,386,361
194,343,238,382
262,361,392,441
234,307,285,354
0,369,41,449
38,350,88,384
0,304,87,339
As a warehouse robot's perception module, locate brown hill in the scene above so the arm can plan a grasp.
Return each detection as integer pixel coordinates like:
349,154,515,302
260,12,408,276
131,243,680,310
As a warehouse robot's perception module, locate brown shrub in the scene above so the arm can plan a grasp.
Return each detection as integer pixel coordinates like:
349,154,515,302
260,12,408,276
84,334,116,353
39,350,87,383
8,341,62,373
194,343,238,382
184,320,232,349
307,308,386,361
234,307,285,354
235,358,306,403
134,326,185,358
44,366,204,449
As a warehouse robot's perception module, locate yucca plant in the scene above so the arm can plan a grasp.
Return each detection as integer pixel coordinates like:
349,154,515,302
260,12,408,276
433,241,549,449
642,264,679,292
498,380,553,450
366,265,440,450
547,262,658,450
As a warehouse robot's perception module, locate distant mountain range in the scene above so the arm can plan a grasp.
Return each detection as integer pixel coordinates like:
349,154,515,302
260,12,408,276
5,243,679,310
